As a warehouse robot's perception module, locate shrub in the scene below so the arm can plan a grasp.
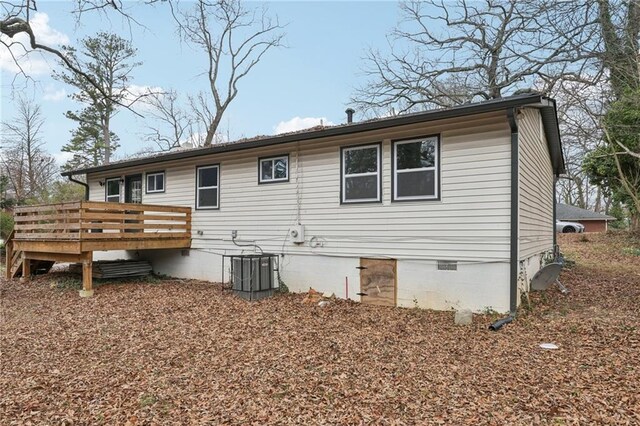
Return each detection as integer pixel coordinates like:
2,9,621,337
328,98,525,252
622,247,640,256
0,211,14,241
51,276,83,290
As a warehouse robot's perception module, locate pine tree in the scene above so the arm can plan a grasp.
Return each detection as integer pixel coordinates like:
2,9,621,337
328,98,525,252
61,106,120,172
54,32,140,164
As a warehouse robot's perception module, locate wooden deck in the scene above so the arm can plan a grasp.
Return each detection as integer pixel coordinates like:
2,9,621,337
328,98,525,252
6,201,191,296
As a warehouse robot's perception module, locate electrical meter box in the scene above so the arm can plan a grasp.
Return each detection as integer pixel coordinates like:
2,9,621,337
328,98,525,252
288,224,305,244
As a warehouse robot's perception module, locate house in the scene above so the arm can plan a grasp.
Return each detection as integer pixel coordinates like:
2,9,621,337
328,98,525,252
556,203,615,232
51,93,563,313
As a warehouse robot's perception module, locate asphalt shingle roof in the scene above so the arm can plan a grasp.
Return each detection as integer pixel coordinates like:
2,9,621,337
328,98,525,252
62,92,564,177
556,203,615,221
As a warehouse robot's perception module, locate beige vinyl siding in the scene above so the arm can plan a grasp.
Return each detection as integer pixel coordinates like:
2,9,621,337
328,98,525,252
88,111,512,262
518,108,554,259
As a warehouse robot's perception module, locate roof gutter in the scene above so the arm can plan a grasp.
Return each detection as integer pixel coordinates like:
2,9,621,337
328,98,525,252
67,174,89,200
61,93,547,177
491,106,519,330
553,175,558,249
507,107,519,315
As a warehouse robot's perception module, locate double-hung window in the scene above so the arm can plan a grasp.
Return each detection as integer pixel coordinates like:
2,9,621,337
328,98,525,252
259,155,289,183
393,135,439,201
105,177,121,203
196,165,219,209
146,171,165,193
341,143,381,203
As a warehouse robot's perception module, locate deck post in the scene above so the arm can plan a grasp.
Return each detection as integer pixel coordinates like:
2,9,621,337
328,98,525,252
20,253,30,283
11,202,191,295
79,251,94,298
5,238,13,280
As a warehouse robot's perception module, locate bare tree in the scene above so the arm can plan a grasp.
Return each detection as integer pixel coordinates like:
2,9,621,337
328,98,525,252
177,0,285,146
584,89,640,230
143,90,198,152
580,1,640,226
0,97,57,204
350,0,638,217
551,0,639,212
352,0,599,115
552,80,613,211
1,0,144,99
352,0,639,113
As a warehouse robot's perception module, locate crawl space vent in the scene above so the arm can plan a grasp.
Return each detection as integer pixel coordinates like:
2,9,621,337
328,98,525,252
437,260,458,271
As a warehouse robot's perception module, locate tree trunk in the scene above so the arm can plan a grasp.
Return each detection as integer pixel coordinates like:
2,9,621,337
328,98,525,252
575,177,586,209
597,0,640,99
204,116,222,147
27,145,34,198
103,116,111,165
630,213,640,233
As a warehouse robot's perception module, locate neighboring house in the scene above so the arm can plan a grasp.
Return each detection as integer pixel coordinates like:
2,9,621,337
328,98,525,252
62,93,564,313
556,203,615,232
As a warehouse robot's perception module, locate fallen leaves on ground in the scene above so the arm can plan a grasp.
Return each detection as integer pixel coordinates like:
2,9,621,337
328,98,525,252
1,233,639,424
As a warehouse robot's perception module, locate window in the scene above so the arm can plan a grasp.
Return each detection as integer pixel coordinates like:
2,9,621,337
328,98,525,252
196,165,219,209
341,143,381,203
146,171,165,193
259,155,289,183
105,177,121,203
393,135,439,201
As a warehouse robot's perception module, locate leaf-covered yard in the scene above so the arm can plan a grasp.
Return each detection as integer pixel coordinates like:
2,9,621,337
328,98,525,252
1,233,639,424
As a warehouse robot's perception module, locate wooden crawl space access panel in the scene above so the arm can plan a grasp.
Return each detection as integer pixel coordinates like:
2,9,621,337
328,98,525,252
359,258,397,307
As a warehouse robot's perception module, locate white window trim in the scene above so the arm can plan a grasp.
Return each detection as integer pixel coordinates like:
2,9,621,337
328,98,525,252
196,165,219,209
393,136,439,201
105,177,121,203
259,155,289,183
342,144,381,203
146,172,165,193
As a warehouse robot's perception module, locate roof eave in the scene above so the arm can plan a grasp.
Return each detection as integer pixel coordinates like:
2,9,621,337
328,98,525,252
62,93,551,177
538,97,565,176
561,217,616,221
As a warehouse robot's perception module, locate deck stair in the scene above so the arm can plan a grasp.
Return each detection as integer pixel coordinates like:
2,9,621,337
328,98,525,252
5,230,20,279
5,230,54,279
8,201,191,297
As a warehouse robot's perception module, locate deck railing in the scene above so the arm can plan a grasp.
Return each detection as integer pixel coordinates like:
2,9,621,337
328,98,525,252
13,201,191,242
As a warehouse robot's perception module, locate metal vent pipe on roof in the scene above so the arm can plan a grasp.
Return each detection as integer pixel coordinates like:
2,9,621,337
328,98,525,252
345,108,355,124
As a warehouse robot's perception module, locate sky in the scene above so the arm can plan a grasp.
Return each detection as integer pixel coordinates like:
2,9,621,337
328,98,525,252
0,1,405,165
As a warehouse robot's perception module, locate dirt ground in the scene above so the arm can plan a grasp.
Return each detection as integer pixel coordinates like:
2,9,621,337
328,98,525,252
1,233,639,425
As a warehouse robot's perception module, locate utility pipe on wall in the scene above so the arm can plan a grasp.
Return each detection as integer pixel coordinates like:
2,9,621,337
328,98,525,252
507,107,519,315
67,175,89,200
345,276,349,300
490,107,520,331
